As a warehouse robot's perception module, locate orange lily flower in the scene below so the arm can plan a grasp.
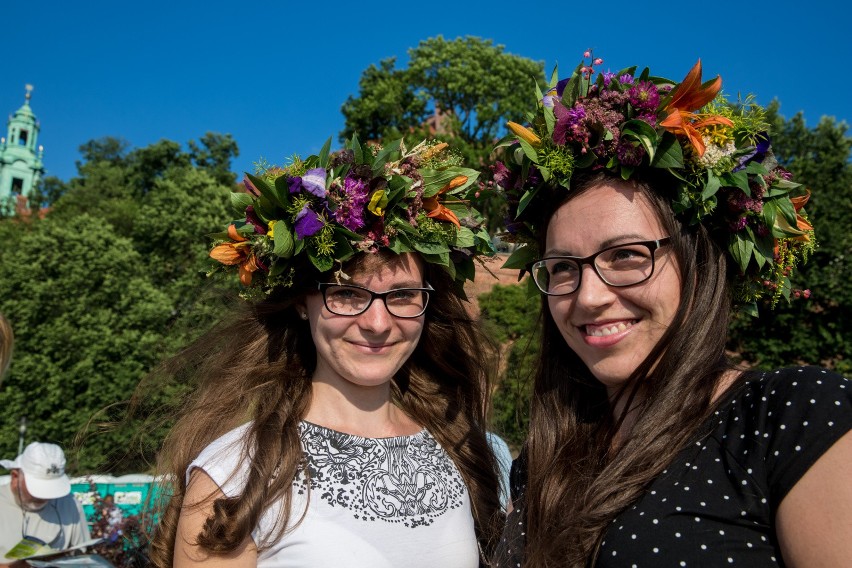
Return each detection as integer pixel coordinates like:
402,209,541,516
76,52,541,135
423,175,467,228
660,60,733,156
775,191,814,243
209,224,260,285
507,121,541,146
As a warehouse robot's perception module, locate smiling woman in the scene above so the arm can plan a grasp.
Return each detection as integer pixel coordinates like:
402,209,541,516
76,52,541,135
491,55,852,568
147,137,503,568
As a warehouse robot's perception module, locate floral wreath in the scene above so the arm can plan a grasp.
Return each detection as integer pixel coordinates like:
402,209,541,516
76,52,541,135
209,136,494,298
494,51,815,315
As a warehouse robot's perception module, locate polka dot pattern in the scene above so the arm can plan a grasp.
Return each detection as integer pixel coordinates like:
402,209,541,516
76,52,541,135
493,366,852,566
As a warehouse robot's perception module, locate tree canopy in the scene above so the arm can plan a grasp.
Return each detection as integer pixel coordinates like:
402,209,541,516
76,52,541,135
0,134,237,472
342,36,544,232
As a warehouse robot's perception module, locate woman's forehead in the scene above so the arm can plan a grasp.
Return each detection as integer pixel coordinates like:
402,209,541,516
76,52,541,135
546,183,664,251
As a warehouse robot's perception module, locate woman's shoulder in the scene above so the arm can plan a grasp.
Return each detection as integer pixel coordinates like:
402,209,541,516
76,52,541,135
731,365,850,412
715,365,851,505
189,422,254,493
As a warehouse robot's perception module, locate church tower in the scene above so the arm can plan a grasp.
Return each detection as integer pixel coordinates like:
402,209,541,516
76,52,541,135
0,85,45,207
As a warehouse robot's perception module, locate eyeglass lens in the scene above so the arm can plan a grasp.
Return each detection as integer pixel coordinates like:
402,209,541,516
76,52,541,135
533,241,661,295
323,285,429,317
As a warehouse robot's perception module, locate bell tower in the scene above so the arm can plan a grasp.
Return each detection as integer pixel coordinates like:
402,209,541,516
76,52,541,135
0,85,45,209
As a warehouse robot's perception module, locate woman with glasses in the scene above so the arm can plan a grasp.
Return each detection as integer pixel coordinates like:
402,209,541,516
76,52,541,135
148,138,502,567
492,58,852,567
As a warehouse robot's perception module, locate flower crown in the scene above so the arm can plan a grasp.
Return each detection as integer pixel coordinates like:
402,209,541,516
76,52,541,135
209,137,494,298
495,52,815,314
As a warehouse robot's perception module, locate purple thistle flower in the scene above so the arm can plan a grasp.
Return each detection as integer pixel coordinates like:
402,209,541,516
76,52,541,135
333,175,370,231
603,72,617,86
628,81,660,112
294,205,324,239
616,140,646,166
730,217,748,231
638,112,658,127
619,74,635,85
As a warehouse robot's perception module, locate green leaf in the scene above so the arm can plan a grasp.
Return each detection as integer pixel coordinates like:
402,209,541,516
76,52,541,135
518,138,539,164
702,171,722,200
308,246,334,272
331,231,355,262
774,196,799,228
721,171,750,194
413,240,451,255
349,133,363,163
455,227,476,248
730,232,755,273
419,251,451,268
543,105,556,136
273,175,292,207
649,134,684,169
455,257,475,282
317,137,332,169
420,167,479,197
516,186,540,216
502,245,539,269
574,151,597,169
621,120,658,162
273,224,294,258
548,64,559,89
245,173,281,207
388,233,414,254
372,138,402,173
230,192,253,216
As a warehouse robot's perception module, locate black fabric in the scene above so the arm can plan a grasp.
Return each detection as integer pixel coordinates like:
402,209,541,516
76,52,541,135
494,366,852,567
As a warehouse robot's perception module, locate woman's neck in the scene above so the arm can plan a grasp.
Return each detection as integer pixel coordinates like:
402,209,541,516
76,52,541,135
304,378,421,438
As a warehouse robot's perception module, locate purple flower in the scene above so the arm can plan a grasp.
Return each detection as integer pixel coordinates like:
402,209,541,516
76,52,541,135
734,133,771,172
638,112,658,127
491,162,513,189
731,217,748,231
553,102,588,146
602,72,617,86
616,140,646,166
555,77,571,97
628,81,660,112
301,168,327,197
294,205,324,239
245,205,267,235
619,74,635,85
243,176,261,197
333,175,370,231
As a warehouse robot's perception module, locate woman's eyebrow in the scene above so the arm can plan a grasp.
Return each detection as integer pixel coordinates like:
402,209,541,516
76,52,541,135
545,233,654,257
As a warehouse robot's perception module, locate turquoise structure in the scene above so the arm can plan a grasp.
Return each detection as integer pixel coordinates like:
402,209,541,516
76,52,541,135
0,85,45,208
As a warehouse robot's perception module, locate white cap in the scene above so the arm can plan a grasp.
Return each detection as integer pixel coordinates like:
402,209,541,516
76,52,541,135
0,442,71,499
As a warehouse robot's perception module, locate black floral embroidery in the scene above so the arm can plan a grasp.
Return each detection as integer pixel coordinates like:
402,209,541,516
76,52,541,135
295,422,466,527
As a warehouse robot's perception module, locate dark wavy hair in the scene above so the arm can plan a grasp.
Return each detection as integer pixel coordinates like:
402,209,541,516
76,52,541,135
520,170,739,567
148,250,503,566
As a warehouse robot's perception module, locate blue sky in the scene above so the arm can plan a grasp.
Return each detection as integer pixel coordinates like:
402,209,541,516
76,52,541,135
3,0,850,183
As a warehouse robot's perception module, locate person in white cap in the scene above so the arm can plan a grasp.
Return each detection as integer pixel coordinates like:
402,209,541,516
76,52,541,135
0,442,91,560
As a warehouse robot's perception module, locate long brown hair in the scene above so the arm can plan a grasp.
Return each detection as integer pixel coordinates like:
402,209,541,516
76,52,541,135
522,171,738,567
148,251,503,566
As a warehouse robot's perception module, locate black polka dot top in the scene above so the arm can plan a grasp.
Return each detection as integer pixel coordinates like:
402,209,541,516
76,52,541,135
494,366,852,567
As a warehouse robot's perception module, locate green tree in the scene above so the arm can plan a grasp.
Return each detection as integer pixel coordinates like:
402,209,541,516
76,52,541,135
341,36,544,232
0,136,237,472
728,106,852,374
479,283,540,448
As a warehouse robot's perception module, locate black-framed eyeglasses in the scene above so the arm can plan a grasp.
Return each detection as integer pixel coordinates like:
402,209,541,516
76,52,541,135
316,282,434,318
529,238,672,296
